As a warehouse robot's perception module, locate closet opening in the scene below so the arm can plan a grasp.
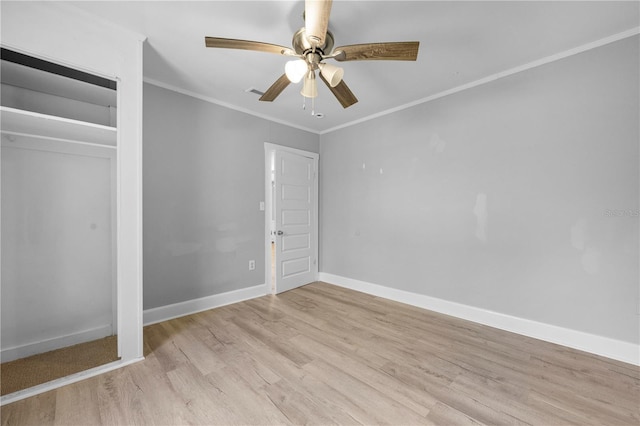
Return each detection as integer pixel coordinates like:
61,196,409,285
0,48,119,396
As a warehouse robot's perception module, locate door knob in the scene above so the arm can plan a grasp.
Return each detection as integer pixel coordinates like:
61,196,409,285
277,230,284,236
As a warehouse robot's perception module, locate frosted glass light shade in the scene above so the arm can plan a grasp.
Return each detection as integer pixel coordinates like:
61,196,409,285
301,71,318,98
319,63,344,87
285,59,308,83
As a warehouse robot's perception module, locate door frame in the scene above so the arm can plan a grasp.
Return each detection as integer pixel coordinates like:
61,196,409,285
0,41,143,405
264,143,319,295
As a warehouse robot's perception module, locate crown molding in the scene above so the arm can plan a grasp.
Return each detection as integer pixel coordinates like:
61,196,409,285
143,78,320,134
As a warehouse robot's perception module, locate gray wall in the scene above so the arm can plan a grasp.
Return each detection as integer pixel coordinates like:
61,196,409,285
320,36,639,344
143,84,319,310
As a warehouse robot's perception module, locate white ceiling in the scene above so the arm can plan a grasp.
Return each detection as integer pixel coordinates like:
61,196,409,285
69,1,639,133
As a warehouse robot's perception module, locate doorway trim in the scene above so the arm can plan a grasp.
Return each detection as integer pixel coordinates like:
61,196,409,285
264,143,319,295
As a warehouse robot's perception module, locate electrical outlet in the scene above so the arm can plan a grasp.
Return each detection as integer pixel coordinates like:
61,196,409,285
249,260,255,270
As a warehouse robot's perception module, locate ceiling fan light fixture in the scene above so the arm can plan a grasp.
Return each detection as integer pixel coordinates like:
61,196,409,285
319,62,344,87
205,0,417,110
285,59,308,83
301,70,318,98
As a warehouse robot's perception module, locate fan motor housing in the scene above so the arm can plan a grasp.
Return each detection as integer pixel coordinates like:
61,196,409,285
292,28,335,57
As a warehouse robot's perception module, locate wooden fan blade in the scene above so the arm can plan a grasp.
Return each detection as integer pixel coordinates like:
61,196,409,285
259,74,291,102
319,73,358,108
334,41,419,61
305,0,333,47
205,37,292,55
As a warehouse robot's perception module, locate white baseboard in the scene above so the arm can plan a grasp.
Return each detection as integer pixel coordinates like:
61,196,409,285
1,324,113,363
143,284,267,326
318,272,640,366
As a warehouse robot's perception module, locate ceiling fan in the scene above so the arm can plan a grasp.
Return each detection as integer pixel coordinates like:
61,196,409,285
204,0,419,109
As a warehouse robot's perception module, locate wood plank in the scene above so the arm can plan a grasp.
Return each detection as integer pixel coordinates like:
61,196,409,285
290,334,437,416
264,378,359,425
1,392,56,426
53,377,101,425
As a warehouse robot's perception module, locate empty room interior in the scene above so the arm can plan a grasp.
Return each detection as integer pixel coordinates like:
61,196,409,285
1,1,638,424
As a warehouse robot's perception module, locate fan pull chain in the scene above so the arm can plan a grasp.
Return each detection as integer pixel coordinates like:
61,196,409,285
311,47,316,116
302,95,315,116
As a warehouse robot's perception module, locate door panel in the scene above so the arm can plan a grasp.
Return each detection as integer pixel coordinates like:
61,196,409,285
282,257,311,278
282,234,310,252
282,184,310,202
282,209,310,226
274,149,317,293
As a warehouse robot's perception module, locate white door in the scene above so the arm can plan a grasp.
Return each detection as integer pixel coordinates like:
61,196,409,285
273,148,318,293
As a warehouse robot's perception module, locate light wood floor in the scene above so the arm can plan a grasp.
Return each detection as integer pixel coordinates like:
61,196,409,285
2,282,638,425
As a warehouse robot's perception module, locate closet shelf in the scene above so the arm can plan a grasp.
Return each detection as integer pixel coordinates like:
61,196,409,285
0,106,116,147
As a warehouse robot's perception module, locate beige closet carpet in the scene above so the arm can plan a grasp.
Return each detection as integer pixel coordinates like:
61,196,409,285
1,336,119,396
